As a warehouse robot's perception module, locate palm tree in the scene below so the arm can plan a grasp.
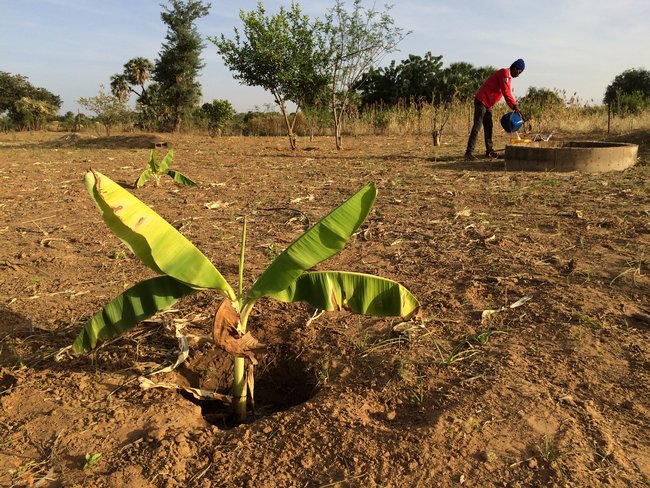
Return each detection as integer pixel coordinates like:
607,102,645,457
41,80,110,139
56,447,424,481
109,74,130,103
110,58,154,104
125,57,153,94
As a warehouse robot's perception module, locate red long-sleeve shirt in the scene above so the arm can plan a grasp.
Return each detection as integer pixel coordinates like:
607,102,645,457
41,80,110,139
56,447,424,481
475,68,517,110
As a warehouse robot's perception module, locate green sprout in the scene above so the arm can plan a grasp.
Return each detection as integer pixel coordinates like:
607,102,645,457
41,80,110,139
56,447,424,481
135,149,196,188
84,452,102,470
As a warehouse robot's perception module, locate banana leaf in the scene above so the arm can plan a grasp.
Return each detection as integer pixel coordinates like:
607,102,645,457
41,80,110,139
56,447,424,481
157,150,174,173
85,170,235,297
135,168,153,188
267,271,420,319
167,169,197,186
247,182,377,300
148,150,159,172
72,276,195,353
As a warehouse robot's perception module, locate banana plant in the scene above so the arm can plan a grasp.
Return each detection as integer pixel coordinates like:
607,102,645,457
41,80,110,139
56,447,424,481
73,170,420,422
135,149,197,188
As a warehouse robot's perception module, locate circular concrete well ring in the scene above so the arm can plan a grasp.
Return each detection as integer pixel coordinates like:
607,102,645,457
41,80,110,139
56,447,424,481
504,141,638,172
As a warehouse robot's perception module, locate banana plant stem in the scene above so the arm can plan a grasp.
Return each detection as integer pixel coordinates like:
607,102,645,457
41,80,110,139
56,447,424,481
233,216,248,422
233,357,247,421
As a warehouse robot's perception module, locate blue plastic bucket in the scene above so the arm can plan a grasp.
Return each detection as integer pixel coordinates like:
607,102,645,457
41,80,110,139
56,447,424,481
500,112,523,133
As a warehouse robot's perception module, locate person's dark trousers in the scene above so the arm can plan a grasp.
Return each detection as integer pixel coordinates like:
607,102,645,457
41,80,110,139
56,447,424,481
465,98,493,155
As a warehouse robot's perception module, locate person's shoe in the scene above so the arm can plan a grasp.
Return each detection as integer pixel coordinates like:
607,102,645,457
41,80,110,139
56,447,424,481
464,152,477,160
486,150,499,159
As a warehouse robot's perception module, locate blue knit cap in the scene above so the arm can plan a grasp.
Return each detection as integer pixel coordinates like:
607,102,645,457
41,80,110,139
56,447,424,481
511,59,525,71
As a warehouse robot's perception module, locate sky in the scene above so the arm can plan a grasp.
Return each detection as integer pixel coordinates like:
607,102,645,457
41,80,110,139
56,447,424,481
2,0,649,115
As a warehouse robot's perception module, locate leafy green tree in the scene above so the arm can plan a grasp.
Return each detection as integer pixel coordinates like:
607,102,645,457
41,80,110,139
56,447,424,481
59,111,77,131
201,99,235,136
0,72,25,114
323,0,409,149
442,62,492,103
359,58,492,108
604,68,650,115
210,2,330,150
13,97,59,130
131,83,172,131
358,61,401,107
78,85,130,136
357,56,491,143
398,53,444,105
518,87,565,129
153,0,211,132
0,72,61,113
429,63,493,145
0,72,61,129
358,53,443,108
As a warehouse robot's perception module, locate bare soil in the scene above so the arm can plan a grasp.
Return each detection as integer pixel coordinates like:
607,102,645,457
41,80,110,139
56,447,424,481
0,129,648,487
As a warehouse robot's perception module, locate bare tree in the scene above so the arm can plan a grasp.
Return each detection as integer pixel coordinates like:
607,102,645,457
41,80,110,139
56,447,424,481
323,0,408,149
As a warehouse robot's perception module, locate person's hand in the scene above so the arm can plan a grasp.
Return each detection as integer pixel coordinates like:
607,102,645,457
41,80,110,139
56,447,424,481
515,106,524,121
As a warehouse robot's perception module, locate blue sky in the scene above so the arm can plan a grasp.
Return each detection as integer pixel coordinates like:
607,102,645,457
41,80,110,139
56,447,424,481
2,0,649,114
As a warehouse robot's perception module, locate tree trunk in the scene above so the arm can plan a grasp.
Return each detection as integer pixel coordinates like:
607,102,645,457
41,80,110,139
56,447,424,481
278,100,297,150
280,113,298,151
432,130,441,146
333,108,343,150
332,90,344,150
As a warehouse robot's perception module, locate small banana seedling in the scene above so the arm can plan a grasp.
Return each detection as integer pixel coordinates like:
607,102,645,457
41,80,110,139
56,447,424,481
135,149,197,188
72,171,420,422
83,452,102,470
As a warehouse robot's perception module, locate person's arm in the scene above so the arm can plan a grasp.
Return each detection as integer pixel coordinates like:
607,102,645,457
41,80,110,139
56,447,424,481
501,71,519,113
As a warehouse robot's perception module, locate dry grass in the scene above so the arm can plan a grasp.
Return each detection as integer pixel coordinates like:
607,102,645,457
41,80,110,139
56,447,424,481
41,102,650,141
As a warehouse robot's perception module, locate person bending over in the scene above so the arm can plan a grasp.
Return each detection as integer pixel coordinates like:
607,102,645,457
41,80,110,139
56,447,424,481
465,58,525,160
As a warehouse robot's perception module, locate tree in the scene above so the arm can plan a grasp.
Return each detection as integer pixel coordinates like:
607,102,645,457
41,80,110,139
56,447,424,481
358,61,401,107
429,62,493,145
442,62,491,103
0,72,61,130
201,99,235,136
210,2,330,150
323,0,408,149
398,53,444,105
358,52,443,136
110,57,154,103
518,87,565,130
359,58,492,108
358,53,443,108
357,56,492,143
13,97,59,131
0,72,32,115
153,0,211,132
78,85,130,136
427,69,456,145
604,68,650,116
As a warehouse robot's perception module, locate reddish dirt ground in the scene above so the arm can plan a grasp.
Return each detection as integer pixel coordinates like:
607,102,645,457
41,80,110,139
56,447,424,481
0,130,648,487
